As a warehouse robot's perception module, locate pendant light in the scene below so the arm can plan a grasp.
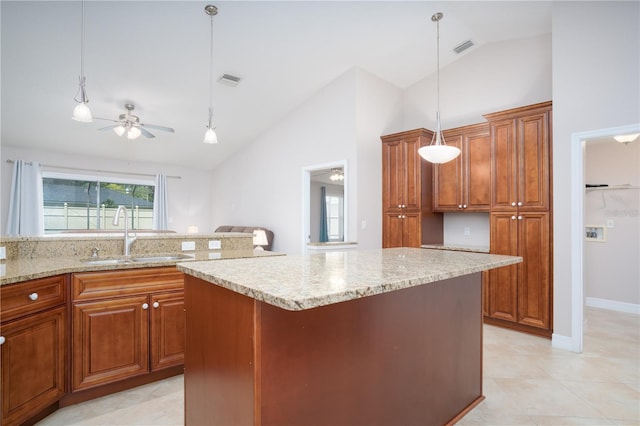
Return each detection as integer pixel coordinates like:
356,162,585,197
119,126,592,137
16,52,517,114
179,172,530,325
72,0,92,122
418,12,461,164
203,5,218,144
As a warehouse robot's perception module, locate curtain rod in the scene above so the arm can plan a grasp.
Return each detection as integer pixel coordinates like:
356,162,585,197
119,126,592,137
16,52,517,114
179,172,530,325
5,159,181,179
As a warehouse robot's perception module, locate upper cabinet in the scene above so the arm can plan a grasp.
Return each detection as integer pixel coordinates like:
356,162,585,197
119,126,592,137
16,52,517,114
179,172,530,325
484,101,552,212
432,123,491,212
381,129,443,248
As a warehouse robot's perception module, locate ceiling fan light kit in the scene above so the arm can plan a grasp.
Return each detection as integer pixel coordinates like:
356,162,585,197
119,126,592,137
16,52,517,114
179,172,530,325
95,103,174,140
418,12,461,165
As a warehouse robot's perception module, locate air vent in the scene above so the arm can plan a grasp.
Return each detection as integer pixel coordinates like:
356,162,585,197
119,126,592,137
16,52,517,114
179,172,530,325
218,74,241,87
453,40,474,54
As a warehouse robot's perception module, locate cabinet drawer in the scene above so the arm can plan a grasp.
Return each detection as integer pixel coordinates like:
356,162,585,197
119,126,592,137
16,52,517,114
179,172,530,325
72,267,184,301
1,275,67,323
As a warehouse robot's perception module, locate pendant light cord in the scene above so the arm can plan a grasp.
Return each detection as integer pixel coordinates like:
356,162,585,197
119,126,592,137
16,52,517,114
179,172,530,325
435,16,440,122
80,0,85,80
208,12,214,127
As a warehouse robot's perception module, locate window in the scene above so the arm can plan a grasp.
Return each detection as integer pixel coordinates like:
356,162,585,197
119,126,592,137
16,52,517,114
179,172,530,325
42,174,155,233
326,195,344,241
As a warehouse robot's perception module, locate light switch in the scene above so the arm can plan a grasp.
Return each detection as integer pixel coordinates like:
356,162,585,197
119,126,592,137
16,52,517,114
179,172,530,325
464,227,471,236
607,219,615,228
0,247,5,260
361,220,367,229
181,241,196,251
209,240,221,250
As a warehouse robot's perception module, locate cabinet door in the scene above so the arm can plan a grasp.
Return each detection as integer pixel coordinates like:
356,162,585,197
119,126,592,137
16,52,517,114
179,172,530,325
401,213,422,248
517,213,551,329
432,134,462,212
383,213,405,248
150,291,185,371
72,295,149,391
517,112,550,211
402,138,423,211
488,213,518,321
382,141,404,212
490,119,518,211
464,131,491,211
1,306,66,426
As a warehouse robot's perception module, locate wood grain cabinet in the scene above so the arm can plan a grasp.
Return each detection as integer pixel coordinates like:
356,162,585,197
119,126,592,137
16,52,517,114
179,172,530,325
382,129,443,248
433,123,491,212
71,267,184,392
0,275,67,426
484,101,553,335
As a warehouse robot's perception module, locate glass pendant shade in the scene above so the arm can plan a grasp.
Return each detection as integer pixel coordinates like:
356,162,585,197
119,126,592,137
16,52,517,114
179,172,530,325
113,125,126,137
204,127,218,144
614,133,639,143
72,102,92,122
127,127,142,140
418,142,461,164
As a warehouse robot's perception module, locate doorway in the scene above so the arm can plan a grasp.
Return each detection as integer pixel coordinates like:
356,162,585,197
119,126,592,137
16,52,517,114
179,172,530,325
570,123,640,352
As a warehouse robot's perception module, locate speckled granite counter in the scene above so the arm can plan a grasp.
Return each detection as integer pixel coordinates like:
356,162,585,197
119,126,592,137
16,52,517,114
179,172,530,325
421,243,490,253
177,247,519,311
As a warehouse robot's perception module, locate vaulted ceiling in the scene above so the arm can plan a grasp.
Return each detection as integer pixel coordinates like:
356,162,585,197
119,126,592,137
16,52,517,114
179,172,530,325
1,1,551,170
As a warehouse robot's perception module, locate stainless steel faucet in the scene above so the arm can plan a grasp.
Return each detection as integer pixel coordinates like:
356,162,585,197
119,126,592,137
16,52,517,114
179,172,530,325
113,205,136,256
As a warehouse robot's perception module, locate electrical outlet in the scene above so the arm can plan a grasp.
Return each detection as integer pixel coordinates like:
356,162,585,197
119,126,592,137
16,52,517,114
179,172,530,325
208,252,222,260
361,220,367,229
464,227,471,236
0,247,5,260
181,241,196,251
607,219,615,228
208,240,221,250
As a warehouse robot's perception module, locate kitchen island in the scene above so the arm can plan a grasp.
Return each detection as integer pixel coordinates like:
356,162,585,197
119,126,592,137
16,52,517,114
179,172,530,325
177,247,521,425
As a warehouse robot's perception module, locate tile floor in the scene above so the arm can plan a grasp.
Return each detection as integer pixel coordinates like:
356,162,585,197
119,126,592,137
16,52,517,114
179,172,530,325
37,307,639,425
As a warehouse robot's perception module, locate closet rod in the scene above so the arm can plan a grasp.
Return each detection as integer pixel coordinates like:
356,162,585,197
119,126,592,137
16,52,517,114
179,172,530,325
5,159,181,179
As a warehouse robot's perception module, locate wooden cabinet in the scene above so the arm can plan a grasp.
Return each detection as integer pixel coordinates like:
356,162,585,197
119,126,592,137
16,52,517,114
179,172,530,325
488,212,551,330
382,129,443,248
433,123,491,212
71,267,184,392
485,102,551,212
0,275,67,426
484,101,553,335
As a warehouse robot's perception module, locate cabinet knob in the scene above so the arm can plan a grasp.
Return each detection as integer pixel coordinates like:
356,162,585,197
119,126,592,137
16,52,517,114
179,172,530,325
511,202,516,207
463,204,467,209
153,301,160,309
518,215,523,220
517,201,523,206
142,303,149,310
0,336,5,345
458,204,463,209
398,215,402,218
28,292,38,301
511,216,517,220
398,204,402,208
402,204,406,208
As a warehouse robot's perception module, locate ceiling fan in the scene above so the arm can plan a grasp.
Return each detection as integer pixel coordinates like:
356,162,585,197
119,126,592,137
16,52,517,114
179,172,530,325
95,103,175,140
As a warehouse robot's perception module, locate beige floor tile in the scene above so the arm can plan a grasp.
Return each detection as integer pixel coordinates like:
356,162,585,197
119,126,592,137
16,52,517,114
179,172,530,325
35,307,638,426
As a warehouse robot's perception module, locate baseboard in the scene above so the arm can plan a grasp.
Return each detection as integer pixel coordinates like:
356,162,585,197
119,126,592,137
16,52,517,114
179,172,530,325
585,297,640,315
551,333,573,351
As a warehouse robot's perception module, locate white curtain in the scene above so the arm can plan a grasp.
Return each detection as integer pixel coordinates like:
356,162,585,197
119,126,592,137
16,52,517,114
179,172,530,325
6,160,44,235
152,173,169,230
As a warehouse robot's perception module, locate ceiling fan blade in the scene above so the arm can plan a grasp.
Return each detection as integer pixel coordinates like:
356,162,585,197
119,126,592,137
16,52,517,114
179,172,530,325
139,127,156,138
141,123,175,133
97,124,119,131
93,116,119,122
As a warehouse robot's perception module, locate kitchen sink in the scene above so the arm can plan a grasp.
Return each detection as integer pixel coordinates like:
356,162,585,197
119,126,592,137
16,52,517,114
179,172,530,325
131,254,193,262
82,258,132,265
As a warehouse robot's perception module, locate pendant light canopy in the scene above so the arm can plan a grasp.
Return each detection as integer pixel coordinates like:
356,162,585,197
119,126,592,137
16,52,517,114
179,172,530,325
72,0,92,123
203,5,218,144
418,12,461,164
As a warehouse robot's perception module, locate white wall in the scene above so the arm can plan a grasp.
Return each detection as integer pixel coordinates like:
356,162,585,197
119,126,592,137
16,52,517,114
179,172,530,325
209,69,358,254
403,34,552,131
0,145,215,234
443,213,490,248
210,68,405,254
584,141,640,305
552,1,640,337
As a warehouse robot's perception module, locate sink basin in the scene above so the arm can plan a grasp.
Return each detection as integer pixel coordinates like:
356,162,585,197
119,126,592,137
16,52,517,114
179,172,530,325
82,258,132,265
131,255,193,262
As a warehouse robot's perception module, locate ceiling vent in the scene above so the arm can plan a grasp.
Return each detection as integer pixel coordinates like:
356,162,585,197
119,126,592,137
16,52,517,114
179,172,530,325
218,74,241,87
453,40,474,54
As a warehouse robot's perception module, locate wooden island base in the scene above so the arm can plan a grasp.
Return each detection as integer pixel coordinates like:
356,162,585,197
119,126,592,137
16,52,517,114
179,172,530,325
185,272,484,426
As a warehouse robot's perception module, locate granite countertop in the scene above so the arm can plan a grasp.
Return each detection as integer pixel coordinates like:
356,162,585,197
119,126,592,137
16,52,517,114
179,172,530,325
0,249,282,286
421,244,490,253
177,247,521,311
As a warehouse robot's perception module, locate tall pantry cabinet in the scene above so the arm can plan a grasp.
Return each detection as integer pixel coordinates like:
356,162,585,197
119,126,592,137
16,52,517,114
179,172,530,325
484,101,553,335
381,129,443,248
